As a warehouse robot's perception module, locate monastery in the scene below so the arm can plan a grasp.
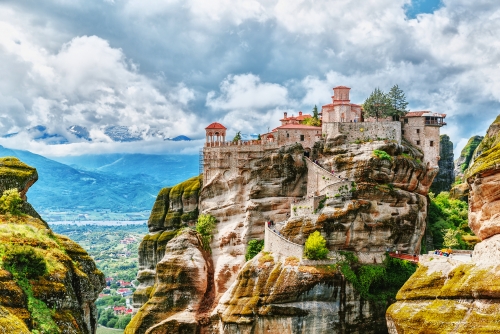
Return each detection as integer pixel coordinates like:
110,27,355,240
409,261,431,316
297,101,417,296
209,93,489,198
203,86,446,185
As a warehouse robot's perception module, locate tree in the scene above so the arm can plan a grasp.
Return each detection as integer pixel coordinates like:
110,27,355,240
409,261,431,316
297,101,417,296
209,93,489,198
233,131,242,142
304,231,329,260
115,314,132,329
362,88,392,122
387,85,408,120
257,134,261,140
0,188,23,215
245,239,264,261
312,105,319,119
196,214,217,251
442,228,460,248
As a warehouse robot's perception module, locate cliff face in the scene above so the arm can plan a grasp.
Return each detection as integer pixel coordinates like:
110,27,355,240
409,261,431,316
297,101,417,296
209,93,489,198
430,134,454,194
0,157,105,333
216,253,386,334
387,116,500,333
130,144,307,332
454,135,483,178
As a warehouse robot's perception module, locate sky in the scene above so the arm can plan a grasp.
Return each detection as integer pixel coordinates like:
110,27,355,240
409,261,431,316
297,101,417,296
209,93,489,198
0,0,499,158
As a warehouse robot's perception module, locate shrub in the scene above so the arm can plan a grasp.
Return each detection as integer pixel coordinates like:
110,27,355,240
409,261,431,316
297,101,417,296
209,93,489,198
0,188,23,215
196,214,217,251
3,245,46,278
373,149,392,161
304,231,328,260
245,239,264,261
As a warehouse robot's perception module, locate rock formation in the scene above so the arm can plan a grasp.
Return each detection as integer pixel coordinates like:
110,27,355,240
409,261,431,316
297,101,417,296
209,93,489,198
387,115,500,333
130,133,438,333
430,134,454,194
454,135,484,179
0,157,105,333
216,252,387,333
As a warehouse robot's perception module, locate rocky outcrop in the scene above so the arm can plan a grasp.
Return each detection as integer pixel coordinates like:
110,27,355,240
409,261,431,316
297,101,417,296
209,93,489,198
430,134,454,194
216,253,386,334
387,115,500,333
126,229,214,333
0,157,105,333
454,135,483,178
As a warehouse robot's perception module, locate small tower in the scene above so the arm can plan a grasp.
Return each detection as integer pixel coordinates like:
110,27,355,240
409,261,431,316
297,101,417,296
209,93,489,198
332,86,351,102
205,122,227,146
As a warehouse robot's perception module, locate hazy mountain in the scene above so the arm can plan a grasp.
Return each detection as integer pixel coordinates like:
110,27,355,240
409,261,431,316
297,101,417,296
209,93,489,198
0,146,200,218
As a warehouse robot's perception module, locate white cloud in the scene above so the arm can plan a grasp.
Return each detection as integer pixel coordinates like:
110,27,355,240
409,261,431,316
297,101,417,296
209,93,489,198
206,74,289,110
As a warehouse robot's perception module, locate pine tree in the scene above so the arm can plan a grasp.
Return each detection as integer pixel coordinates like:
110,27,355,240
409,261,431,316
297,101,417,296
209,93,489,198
362,88,391,122
312,105,319,119
388,84,409,120
232,131,242,142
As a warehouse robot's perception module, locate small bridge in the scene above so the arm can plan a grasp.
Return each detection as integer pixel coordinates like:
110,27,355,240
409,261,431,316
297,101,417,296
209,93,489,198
388,252,419,263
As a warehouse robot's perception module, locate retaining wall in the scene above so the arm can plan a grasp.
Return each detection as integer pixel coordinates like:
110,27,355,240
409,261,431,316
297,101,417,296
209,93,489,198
323,121,401,143
306,158,338,196
264,224,304,260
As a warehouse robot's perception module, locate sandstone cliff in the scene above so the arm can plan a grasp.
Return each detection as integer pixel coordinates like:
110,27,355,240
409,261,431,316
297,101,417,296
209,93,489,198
430,134,454,194
0,157,105,333
387,116,500,333
130,144,307,331
454,135,483,178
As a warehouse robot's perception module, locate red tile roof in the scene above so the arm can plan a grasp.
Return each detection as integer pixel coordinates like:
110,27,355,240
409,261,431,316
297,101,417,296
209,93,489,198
333,86,351,89
276,124,321,130
405,111,446,118
205,122,227,129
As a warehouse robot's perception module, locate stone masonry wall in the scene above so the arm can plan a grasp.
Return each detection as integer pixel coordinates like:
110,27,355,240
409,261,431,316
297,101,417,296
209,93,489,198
264,223,304,260
402,117,441,168
323,121,401,143
306,158,337,196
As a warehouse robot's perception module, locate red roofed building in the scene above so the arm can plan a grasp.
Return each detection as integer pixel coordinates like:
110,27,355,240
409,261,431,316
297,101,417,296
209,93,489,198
205,122,227,146
321,86,363,124
280,111,312,125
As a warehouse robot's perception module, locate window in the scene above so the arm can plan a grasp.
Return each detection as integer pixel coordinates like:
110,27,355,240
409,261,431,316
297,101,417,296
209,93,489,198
416,129,420,134
287,133,289,138
416,140,421,145
300,135,305,141
402,130,405,135
404,118,408,124
430,141,434,147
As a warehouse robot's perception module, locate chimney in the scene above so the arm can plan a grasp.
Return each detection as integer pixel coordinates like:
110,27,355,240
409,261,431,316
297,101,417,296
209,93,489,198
284,112,288,118
299,111,302,116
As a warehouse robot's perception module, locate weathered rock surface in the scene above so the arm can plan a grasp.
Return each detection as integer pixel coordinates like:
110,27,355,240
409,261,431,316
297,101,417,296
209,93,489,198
216,253,386,334
430,134,454,194
125,229,213,334
388,115,500,332
454,135,483,178
278,139,435,262
0,157,105,333
387,255,500,333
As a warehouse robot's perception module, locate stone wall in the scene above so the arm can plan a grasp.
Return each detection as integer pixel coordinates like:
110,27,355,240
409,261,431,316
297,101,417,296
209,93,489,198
306,158,338,196
202,141,280,185
276,127,321,149
322,121,401,143
264,223,304,260
402,117,441,168
290,195,325,217
319,180,352,198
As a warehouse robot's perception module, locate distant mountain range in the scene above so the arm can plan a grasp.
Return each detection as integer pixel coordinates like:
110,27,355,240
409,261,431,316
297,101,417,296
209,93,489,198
2,125,192,143
0,145,199,220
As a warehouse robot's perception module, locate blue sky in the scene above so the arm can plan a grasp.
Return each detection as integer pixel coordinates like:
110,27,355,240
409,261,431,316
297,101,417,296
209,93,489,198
0,0,499,157
405,0,443,19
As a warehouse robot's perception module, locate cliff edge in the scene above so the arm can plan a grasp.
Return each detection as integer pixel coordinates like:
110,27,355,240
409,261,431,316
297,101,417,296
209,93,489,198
0,157,105,333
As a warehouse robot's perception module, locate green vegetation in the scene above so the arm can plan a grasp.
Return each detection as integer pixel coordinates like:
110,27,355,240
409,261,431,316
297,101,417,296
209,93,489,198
373,149,393,161
245,239,264,261
362,85,408,121
428,192,475,249
387,84,409,120
362,88,391,121
304,231,328,260
338,251,417,304
196,214,217,251
98,308,131,330
1,243,58,333
302,105,321,126
458,135,484,173
0,188,23,215
233,131,242,142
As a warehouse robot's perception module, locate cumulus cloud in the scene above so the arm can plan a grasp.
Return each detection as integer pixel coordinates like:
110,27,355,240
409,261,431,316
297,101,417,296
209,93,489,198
1,0,500,157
